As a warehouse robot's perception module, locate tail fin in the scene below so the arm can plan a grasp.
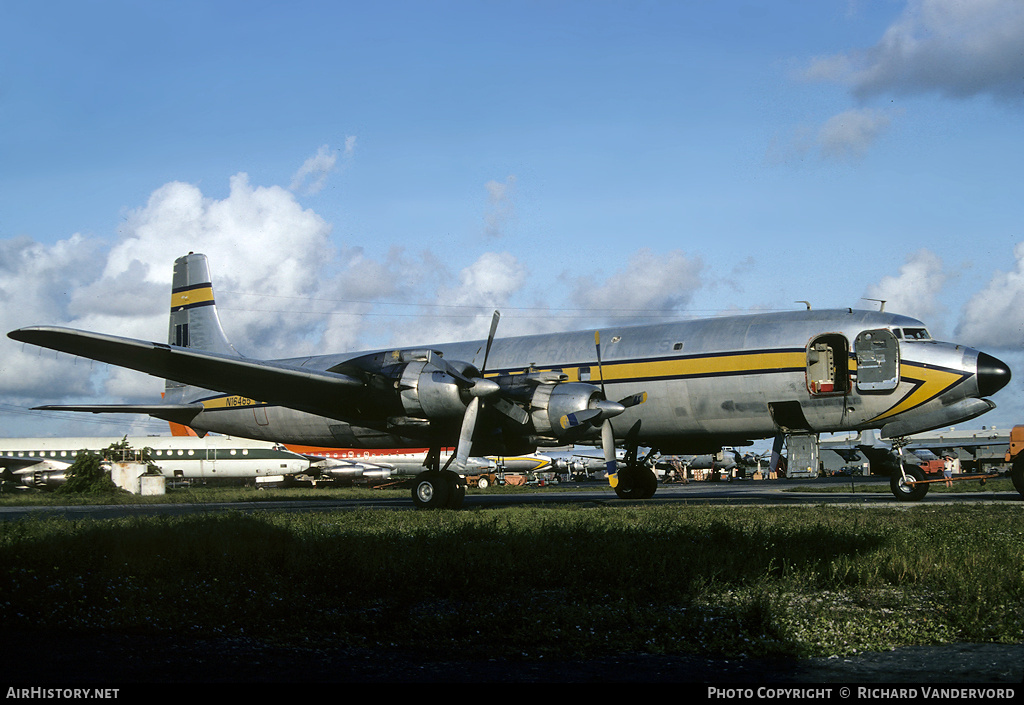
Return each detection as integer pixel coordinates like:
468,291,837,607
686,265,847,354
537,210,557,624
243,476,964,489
168,253,240,357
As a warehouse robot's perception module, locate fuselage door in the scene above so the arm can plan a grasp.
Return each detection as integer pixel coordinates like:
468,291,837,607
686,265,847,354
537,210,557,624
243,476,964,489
806,334,850,395
854,329,900,393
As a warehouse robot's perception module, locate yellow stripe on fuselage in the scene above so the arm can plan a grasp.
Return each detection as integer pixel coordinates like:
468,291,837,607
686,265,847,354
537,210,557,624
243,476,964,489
537,350,807,384
171,286,215,309
869,363,966,423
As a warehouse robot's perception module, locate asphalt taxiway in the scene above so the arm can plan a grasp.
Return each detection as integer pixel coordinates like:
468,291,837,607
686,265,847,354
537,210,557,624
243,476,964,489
1,477,1020,521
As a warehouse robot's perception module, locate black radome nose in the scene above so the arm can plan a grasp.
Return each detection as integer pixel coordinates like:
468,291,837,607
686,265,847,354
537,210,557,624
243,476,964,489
977,352,1012,397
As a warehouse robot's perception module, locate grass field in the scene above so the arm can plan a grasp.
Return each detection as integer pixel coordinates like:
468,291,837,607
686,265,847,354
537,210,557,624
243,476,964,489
1,496,1022,661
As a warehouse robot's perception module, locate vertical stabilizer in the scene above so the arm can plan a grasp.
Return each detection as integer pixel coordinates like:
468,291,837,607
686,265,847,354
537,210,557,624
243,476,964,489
168,253,240,357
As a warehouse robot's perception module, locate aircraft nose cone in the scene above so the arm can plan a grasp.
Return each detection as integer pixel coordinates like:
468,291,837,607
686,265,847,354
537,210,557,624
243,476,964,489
977,352,1012,397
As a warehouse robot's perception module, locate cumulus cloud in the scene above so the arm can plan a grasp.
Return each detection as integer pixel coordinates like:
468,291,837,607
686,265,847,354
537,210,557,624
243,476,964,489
0,235,107,401
1,171,352,408
807,0,1024,102
1,156,717,435
786,0,1024,163
862,249,950,330
956,242,1024,349
571,249,703,323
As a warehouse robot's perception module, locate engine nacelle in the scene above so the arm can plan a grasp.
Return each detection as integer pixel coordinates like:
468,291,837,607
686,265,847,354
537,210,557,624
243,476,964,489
530,382,604,439
14,469,67,489
397,359,477,422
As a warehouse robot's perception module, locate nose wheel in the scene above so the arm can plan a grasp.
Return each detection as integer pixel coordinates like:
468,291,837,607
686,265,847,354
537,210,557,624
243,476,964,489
889,438,928,501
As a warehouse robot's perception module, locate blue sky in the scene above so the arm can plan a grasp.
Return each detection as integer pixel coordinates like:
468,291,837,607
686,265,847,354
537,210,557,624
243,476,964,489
2,0,1023,438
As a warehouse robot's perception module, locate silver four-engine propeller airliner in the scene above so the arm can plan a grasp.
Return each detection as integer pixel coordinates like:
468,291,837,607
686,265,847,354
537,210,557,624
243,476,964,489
8,253,1011,508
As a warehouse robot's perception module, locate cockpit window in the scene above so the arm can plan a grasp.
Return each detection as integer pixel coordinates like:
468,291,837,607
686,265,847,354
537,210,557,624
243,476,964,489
901,328,931,340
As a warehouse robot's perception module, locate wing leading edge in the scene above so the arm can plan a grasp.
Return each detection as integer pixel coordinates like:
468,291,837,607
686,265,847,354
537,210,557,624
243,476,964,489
8,326,365,421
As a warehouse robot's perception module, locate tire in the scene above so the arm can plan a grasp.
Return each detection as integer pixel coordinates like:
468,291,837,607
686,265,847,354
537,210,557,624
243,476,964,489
890,465,928,502
446,473,466,509
613,466,659,500
411,470,451,509
476,476,490,490
1011,458,1024,498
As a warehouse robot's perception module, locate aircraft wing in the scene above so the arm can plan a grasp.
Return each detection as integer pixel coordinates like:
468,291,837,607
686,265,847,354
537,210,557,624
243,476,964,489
8,326,365,421
32,404,206,425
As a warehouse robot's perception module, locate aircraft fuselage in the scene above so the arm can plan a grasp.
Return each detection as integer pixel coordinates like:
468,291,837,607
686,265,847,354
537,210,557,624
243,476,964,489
168,308,1005,454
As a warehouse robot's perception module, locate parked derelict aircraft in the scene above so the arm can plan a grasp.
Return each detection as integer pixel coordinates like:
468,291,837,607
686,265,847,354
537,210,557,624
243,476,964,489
167,421,552,476
0,435,315,489
8,253,1012,508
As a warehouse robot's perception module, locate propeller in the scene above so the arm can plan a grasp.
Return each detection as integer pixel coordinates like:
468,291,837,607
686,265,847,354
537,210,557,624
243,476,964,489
452,310,502,472
589,330,648,485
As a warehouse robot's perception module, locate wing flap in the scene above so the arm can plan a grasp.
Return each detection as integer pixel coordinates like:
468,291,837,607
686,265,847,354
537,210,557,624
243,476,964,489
9,326,365,419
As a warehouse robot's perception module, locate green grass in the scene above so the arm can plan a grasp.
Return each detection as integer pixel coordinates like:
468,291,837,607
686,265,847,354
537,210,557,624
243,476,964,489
0,480,579,506
2,503,1022,660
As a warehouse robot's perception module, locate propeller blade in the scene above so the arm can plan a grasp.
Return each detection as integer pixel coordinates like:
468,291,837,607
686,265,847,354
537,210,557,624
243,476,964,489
594,330,605,395
618,391,647,408
560,408,603,430
481,310,500,373
601,418,618,485
454,397,481,472
492,396,530,425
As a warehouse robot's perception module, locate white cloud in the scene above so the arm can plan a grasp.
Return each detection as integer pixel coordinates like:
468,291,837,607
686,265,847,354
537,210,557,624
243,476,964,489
2,159,718,435
806,0,1024,102
386,251,532,347
862,249,950,331
0,234,108,400
786,0,1024,163
571,249,703,323
768,108,897,164
289,143,345,194
956,242,1024,349
817,108,893,161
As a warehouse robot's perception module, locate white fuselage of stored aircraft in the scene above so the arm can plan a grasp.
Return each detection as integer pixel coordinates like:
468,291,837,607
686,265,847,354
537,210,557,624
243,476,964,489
0,435,311,487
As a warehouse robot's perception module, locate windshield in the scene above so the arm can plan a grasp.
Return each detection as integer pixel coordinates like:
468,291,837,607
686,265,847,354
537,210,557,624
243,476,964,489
901,327,931,340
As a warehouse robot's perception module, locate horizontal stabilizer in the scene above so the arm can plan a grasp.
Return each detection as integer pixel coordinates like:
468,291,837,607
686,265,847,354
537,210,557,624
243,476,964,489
32,403,204,426
9,326,365,420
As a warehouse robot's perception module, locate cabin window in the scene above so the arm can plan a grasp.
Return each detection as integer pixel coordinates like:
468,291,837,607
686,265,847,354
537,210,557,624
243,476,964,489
673,342,683,351
855,329,900,393
806,334,850,395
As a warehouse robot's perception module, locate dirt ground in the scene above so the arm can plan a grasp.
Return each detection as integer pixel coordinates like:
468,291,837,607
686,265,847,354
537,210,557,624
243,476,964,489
3,630,1021,684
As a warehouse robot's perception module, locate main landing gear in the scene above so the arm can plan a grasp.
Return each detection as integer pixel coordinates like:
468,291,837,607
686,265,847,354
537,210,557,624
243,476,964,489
611,435,659,500
411,448,466,510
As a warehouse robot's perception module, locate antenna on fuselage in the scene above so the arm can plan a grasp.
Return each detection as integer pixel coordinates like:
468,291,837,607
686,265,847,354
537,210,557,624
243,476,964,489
862,298,886,312
796,301,811,310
